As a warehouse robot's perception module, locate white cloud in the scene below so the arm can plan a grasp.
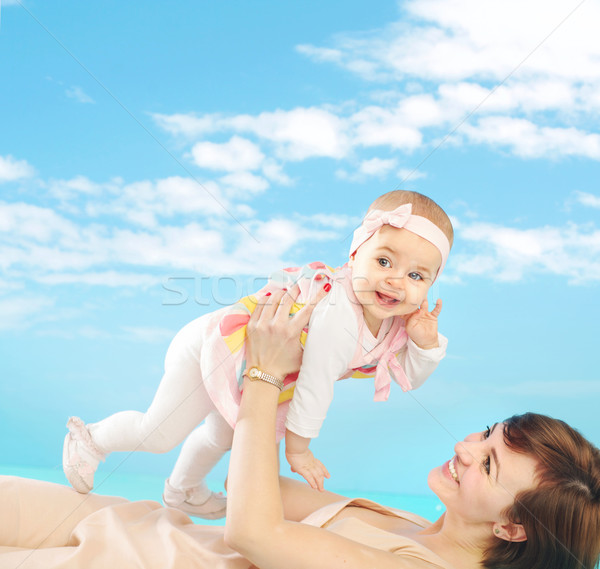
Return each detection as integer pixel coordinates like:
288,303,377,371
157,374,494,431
337,157,400,182
151,112,219,138
454,221,600,283
0,155,35,182
230,107,350,161
290,0,600,161
300,213,357,230
0,296,54,332
0,178,348,287
461,117,600,159
359,157,398,177
350,106,423,150
37,271,159,288
49,176,121,203
299,0,600,84
295,44,343,63
121,326,175,343
397,168,426,182
3,139,597,293
80,175,230,227
575,191,600,209
156,108,350,162
261,159,293,185
219,171,269,195
191,136,265,172
65,86,95,104
0,201,80,243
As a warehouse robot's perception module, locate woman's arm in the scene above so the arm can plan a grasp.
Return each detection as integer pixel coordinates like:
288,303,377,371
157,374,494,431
224,288,410,569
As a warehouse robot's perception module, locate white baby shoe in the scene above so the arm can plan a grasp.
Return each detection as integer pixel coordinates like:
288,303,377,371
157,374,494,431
62,416,105,493
162,478,227,520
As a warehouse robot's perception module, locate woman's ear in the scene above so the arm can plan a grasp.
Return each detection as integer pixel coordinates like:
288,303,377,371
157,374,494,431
492,522,527,543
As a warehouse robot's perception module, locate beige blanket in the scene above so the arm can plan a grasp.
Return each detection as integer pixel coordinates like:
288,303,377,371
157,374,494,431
0,476,451,569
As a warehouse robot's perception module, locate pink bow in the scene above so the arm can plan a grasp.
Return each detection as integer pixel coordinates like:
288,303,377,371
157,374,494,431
372,329,411,401
350,204,412,257
362,203,412,235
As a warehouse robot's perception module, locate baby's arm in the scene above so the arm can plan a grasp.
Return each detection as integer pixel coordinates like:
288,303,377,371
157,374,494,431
399,298,448,390
284,430,330,491
404,298,442,349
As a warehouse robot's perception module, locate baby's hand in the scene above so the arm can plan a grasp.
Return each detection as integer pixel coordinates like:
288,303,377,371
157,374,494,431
285,448,330,491
405,298,442,349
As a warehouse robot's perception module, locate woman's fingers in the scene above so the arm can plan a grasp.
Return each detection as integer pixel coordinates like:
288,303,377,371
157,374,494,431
274,285,300,320
249,291,270,324
293,283,331,330
250,281,331,339
253,289,285,325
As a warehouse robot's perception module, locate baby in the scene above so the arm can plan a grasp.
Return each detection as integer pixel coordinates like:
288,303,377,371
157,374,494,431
63,190,453,519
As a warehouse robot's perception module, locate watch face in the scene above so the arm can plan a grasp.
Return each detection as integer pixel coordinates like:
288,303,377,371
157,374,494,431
249,367,260,378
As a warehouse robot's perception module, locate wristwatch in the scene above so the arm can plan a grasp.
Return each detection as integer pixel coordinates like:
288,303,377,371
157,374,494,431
245,367,284,391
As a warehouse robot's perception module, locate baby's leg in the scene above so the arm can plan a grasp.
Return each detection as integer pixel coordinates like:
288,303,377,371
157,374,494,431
162,411,233,519
87,319,215,455
88,360,215,455
168,411,234,490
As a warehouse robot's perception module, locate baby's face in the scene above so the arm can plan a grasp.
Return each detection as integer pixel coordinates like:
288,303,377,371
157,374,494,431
349,225,441,335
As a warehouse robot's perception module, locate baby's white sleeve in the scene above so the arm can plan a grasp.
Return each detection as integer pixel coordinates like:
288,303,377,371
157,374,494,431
397,333,448,390
285,286,357,439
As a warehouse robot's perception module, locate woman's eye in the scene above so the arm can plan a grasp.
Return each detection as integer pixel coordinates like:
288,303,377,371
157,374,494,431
408,271,423,281
378,258,391,268
481,426,492,475
482,456,491,475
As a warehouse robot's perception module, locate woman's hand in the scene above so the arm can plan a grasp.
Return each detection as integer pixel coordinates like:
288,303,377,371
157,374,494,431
245,284,330,380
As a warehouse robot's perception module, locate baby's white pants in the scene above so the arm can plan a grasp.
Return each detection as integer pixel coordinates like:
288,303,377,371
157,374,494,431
87,318,234,492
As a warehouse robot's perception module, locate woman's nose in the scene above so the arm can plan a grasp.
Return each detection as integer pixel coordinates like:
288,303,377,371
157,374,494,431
454,440,476,465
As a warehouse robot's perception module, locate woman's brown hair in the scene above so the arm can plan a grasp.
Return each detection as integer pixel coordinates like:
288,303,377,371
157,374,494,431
483,413,600,569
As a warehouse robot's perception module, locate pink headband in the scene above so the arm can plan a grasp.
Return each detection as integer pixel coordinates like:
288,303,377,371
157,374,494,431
349,203,450,280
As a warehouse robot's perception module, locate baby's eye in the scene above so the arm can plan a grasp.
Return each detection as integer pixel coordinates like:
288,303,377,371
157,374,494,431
408,271,423,281
378,258,391,268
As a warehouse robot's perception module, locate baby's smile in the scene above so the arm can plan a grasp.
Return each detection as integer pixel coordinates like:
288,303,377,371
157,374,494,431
375,291,401,305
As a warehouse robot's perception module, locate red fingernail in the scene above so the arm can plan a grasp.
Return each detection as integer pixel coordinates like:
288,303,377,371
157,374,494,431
323,283,332,292
265,292,272,296
282,288,288,292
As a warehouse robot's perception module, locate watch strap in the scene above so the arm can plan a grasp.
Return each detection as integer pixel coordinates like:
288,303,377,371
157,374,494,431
245,367,284,391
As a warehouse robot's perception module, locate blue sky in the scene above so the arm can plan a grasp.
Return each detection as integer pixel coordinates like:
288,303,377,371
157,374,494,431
1,0,599,498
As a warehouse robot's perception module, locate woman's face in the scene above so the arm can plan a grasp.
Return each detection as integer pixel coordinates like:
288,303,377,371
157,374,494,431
428,423,539,526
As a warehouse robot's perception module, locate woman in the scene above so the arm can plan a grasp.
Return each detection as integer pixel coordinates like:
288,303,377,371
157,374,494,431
225,287,600,569
1,288,599,569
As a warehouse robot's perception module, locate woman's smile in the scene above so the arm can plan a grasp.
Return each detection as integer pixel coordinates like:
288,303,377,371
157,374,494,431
442,457,460,485
448,456,459,483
